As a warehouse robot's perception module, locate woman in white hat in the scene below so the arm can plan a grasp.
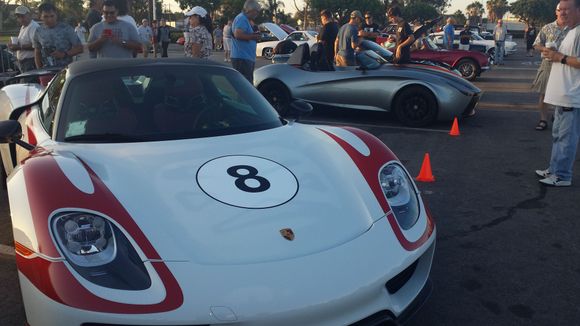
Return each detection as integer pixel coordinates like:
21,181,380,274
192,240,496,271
184,6,213,59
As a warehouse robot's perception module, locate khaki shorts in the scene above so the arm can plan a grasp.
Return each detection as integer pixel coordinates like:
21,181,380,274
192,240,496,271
335,54,356,67
532,59,552,94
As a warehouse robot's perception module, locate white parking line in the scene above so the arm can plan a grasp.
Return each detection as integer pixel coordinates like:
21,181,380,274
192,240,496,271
0,244,15,256
302,119,449,133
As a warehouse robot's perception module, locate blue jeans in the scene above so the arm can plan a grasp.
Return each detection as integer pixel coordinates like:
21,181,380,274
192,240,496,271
494,41,505,64
548,107,580,181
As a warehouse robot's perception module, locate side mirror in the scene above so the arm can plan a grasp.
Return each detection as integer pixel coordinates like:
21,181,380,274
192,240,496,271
0,120,35,150
288,100,313,122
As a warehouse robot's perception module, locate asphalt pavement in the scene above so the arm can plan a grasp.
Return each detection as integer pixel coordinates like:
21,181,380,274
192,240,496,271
1,42,579,325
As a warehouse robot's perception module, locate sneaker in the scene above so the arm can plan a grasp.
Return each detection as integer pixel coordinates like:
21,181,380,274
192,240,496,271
539,175,572,187
535,169,551,178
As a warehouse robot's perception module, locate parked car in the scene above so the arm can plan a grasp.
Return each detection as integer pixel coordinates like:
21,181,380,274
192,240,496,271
0,58,436,326
430,30,517,59
257,23,318,60
255,42,481,127
409,37,490,81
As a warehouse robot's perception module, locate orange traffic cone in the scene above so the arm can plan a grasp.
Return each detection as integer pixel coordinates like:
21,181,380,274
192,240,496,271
416,153,435,182
449,117,460,136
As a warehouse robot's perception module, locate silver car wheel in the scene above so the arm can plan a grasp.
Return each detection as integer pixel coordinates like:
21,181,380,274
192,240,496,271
263,48,274,60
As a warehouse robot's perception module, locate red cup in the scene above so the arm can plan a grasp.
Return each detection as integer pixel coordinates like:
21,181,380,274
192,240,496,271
103,29,113,37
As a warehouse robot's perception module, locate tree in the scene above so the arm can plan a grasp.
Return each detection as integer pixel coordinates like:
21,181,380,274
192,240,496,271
309,0,385,24
510,0,559,25
401,2,438,24
486,0,509,22
405,0,448,13
465,1,483,26
261,0,285,22
451,9,466,25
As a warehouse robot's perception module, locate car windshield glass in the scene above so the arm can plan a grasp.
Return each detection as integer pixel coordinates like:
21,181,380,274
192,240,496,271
360,40,393,61
470,33,483,40
57,65,283,143
357,50,388,69
424,37,439,50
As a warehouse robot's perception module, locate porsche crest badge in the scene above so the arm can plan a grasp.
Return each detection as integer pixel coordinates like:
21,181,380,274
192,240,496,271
280,228,295,241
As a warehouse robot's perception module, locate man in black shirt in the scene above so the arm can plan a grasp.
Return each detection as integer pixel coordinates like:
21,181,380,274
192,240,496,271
361,12,380,42
387,6,414,64
319,9,339,65
459,25,471,50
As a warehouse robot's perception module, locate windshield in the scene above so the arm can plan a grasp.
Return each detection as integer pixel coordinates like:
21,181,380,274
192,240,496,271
356,50,388,69
57,65,282,143
424,37,439,50
470,32,484,40
360,40,393,61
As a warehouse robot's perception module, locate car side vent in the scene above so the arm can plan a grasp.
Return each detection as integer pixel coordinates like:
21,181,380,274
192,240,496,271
386,260,419,294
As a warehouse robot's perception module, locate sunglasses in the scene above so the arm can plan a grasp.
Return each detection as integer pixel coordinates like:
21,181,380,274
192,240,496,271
103,10,117,15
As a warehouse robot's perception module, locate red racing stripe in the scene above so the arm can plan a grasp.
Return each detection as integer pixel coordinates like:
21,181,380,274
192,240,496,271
319,126,435,251
18,153,183,313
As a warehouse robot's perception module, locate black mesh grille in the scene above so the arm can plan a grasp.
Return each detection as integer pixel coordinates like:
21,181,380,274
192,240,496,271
386,260,419,294
349,310,397,326
462,95,480,116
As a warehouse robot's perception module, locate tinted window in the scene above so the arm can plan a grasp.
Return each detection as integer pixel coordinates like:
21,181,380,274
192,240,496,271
41,70,66,134
57,66,282,142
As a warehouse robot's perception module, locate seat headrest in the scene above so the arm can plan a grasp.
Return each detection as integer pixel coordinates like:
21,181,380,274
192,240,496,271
287,43,311,66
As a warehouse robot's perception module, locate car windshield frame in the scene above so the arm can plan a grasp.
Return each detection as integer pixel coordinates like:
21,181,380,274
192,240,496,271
55,65,283,143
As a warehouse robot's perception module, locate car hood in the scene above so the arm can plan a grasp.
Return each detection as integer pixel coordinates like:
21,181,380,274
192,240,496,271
261,22,289,41
57,124,385,264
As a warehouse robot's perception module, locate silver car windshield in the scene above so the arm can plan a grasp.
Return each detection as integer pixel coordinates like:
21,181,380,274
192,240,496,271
57,66,283,143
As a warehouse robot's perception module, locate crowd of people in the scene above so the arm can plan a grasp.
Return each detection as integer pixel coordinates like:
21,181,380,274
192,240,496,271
5,0,580,186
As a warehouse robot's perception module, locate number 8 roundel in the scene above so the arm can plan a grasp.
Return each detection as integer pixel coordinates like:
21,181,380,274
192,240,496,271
196,155,299,209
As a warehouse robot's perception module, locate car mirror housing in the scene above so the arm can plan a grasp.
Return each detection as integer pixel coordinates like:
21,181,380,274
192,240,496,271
288,100,313,121
0,120,35,150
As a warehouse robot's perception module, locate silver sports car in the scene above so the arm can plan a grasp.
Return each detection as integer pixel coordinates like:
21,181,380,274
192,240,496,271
254,41,481,127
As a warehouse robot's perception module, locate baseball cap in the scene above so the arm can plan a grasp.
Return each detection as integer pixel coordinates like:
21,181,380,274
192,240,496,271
350,10,363,20
14,5,30,15
185,6,207,17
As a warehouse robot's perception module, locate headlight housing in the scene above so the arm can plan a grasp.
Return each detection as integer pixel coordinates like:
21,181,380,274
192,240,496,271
379,163,421,230
52,212,151,290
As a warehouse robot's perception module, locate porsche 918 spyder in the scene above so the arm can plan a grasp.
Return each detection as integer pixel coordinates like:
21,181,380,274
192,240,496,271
0,58,436,326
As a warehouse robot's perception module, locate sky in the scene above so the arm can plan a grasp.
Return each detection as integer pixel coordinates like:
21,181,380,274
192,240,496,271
166,0,485,16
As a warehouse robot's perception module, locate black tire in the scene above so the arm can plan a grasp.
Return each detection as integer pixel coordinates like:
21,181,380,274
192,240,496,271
258,80,291,116
393,86,438,127
263,47,274,60
455,59,480,81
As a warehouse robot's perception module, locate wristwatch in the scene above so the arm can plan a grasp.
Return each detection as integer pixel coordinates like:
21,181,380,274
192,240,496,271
122,40,127,46
561,55,568,65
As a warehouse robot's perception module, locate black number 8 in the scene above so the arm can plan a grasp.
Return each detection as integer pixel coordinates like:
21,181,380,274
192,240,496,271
227,165,271,193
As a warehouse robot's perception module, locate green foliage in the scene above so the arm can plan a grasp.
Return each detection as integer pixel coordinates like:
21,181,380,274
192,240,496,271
485,0,509,22
309,0,385,24
401,2,438,23
466,1,484,17
510,0,559,25
404,0,448,12
451,9,466,25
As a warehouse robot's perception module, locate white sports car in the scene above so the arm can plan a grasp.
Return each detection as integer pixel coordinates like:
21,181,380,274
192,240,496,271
257,23,318,59
430,30,518,57
0,58,436,326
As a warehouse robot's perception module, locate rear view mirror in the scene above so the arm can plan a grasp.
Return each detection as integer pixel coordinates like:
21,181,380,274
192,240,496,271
288,100,313,122
0,120,35,150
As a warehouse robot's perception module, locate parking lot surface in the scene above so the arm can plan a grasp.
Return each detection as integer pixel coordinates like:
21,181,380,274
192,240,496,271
1,43,579,325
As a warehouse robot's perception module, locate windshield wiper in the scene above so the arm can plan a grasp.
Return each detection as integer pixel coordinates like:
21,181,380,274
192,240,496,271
64,133,147,143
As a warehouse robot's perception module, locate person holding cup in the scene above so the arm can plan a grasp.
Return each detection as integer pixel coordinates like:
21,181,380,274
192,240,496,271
87,0,141,58
33,3,83,69
531,2,569,131
8,6,39,72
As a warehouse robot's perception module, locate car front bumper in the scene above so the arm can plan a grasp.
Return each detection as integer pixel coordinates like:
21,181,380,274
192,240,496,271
20,216,436,326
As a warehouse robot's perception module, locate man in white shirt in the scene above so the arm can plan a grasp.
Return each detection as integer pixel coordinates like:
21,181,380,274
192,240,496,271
7,6,39,72
536,0,580,187
493,19,507,65
138,19,154,58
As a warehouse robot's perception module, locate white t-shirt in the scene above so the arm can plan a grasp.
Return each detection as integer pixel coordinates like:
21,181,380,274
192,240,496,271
17,20,39,60
137,25,153,43
544,26,580,108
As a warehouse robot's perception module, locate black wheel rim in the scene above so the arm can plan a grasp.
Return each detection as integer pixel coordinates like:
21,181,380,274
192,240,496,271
264,87,288,114
402,96,430,122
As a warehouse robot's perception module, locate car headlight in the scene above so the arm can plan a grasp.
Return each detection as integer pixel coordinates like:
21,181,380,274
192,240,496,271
379,163,421,230
52,212,151,290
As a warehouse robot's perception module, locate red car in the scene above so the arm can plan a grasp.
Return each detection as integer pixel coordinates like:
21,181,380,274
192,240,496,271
409,38,490,81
